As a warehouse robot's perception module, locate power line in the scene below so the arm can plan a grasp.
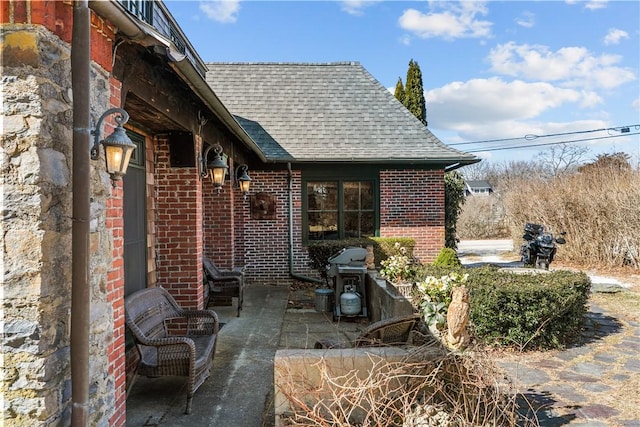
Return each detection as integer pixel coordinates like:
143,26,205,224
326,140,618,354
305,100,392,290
449,124,639,148
465,132,640,153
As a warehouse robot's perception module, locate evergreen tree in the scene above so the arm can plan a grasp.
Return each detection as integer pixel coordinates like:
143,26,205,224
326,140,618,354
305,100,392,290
403,59,427,126
444,171,465,250
394,77,405,105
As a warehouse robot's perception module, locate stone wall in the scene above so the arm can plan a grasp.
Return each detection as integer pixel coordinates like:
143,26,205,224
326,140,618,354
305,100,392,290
2,23,116,426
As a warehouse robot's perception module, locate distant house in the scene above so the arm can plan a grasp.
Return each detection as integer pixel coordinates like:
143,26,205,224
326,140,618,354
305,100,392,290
464,180,493,196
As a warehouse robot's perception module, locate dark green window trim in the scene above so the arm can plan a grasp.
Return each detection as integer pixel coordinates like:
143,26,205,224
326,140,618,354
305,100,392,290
302,173,379,244
126,130,145,169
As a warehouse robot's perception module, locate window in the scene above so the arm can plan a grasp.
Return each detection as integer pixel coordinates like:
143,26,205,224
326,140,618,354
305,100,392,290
306,180,375,241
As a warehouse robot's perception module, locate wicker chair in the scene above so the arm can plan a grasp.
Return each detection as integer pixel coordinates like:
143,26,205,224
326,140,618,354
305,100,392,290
314,313,421,349
203,257,244,317
124,287,219,414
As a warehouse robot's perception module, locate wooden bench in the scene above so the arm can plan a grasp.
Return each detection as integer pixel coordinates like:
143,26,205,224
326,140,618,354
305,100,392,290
124,287,219,414
203,257,244,317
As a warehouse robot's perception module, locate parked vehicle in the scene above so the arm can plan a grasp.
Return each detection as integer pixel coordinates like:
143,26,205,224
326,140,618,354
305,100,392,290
520,223,566,270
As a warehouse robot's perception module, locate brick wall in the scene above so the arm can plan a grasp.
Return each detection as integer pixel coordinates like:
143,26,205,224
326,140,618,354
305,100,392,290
237,170,312,285
380,169,445,262
235,168,446,285
154,136,205,309
203,163,237,269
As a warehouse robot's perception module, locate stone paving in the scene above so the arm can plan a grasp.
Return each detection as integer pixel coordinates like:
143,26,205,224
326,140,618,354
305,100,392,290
494,301,640,426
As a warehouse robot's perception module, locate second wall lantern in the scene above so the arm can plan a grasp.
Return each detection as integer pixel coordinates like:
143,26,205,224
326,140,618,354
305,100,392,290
200,143,229,192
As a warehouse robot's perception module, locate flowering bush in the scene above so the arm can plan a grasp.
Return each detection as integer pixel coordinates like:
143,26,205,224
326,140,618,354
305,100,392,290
415,272,468,328
379,244,416,283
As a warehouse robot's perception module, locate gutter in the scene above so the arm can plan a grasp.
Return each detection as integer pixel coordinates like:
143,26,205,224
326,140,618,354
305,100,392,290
287,163,323,284
88,0,267,163
71,2,91,424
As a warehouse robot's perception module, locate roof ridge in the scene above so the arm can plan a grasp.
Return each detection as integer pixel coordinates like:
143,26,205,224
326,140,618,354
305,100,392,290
205,61,361,66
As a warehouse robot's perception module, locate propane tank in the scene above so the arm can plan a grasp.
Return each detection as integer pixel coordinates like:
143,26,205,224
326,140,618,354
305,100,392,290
340,291,361,315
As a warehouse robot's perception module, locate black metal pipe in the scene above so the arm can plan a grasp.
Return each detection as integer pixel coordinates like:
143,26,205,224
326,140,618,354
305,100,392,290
71,1,91,425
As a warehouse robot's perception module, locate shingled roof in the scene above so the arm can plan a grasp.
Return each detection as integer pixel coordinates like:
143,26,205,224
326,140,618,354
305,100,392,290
205,62,478,167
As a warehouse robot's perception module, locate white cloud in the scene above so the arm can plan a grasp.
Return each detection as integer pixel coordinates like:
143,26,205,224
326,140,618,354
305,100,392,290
488,42,636,89
603,28,629,45
566,0,608,10
340,0,381,16
516,11,535,28
426,78,583,130
200,0,241,24
398,2,492,40
633,98,640,110
585,0,608,10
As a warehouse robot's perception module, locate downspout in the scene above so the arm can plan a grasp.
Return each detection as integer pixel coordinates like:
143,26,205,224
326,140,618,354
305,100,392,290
71,1,91,425
287,163,323,284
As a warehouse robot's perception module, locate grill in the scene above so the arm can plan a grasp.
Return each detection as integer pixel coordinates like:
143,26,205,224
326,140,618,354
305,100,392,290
327,247,368,320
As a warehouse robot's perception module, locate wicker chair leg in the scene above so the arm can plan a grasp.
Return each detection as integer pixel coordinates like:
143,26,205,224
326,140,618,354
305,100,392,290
185,395,193,415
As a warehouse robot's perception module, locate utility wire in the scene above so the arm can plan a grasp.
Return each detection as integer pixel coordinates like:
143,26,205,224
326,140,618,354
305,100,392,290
465,132,640,153
449,124,639,148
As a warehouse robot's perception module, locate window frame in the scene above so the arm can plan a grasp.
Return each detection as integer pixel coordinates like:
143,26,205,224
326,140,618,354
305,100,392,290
302,174,379,244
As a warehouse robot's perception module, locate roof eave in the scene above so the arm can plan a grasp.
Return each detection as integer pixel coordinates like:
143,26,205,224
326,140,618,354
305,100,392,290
270,157,481,167
88,0,267,163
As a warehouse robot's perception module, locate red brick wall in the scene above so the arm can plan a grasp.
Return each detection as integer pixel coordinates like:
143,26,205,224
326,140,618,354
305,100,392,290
235,168,446,284
380,169,445,262
237,170,308,285
203,164,237,269
154,136,205,309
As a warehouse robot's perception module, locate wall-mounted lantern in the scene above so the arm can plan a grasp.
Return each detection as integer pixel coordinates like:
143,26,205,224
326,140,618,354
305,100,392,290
91,108,136,186
235,164,252,199
200,143,229,193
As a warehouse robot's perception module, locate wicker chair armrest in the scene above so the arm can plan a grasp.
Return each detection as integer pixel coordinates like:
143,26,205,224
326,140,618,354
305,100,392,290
134,334,196,350
216,270,243,278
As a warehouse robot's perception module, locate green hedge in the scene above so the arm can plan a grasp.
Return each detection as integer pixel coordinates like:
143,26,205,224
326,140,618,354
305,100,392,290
432,247,462,267
414,265,591,350
307,237,416,279
467,268,590,349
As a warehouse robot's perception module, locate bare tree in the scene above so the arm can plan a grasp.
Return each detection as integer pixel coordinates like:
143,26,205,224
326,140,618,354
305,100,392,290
535,144,591,178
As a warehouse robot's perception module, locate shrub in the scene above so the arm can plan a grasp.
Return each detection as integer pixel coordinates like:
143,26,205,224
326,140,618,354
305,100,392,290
379,242,420,283
307,239,371,281
466,267,591,350
412,265,591,350
503,165,640,268
370,237,416,260
457,195,510,239
444,171,466,249
432,247,462,268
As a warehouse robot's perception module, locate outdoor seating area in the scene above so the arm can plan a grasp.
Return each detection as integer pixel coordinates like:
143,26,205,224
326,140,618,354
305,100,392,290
203,257,245,317
124,287,220,415
126,283,416,425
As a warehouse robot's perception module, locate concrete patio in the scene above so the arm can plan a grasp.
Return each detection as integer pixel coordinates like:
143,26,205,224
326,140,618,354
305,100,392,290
125,284,366,426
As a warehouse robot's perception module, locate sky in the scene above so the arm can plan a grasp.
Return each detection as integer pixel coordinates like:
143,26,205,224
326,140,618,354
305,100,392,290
164,0,640,165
